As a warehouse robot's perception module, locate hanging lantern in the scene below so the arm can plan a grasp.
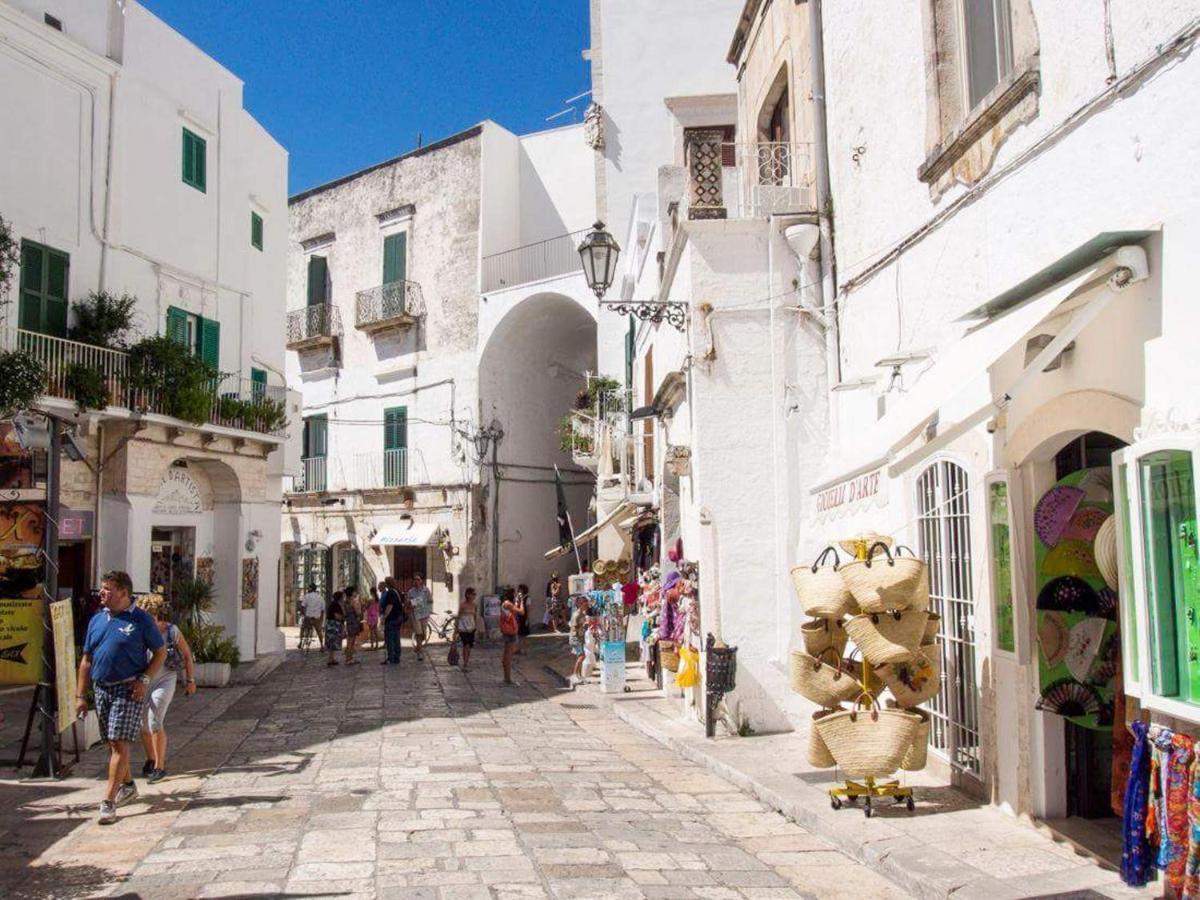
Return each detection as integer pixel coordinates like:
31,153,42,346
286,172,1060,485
577,221,621,300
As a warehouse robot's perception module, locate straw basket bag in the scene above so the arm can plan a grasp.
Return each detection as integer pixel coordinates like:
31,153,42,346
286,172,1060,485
839,543,928,613
845,609,929,666
807,707,842,768
801,617,848,657
887,702,930,771
790,547,854,618
814,693,924,779
659,640,680,672
875,646,941,708
923,613,941,644
789,648,862,708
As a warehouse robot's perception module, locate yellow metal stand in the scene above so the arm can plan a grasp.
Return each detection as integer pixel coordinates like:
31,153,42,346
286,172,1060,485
827,537,915,818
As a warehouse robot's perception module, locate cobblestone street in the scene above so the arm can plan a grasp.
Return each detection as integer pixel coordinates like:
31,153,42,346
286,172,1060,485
2,634,907,899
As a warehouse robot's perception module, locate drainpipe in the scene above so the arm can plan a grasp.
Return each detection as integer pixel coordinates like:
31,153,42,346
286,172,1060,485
808,0,841,403
99,71,119,292
92,423,105,586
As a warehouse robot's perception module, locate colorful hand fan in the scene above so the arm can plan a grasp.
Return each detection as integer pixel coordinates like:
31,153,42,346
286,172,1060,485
1037,576,1101,614
1065,618,1106,683
1038,611,1069,668
1043,540,1103,580
1061,506,1109,543
1034,486,1085,548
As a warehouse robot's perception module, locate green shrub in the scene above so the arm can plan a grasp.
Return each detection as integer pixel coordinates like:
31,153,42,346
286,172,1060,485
64,363,109,412
0,349,46,417
69,291,138,349
0,214,17,298
171,577,215,633
126,336,218,424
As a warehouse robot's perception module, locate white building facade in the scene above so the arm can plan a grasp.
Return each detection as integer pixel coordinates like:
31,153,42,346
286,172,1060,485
0,0,292,658
284,121,597,623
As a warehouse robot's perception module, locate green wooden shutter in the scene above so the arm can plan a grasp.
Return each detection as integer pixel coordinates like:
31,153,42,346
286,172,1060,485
165,307,189,346
44,250,68,337
624,317,635,390
383,406,407,450
199,317,220,369
18,242,44,333
382,232,407,285
309,414,328,457
251,212,263,250
182,128,206,192
251,367,267,400
307,256,328,306
18,241,69,337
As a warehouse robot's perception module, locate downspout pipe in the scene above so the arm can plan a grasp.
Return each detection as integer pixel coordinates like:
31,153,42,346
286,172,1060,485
808,0,841,402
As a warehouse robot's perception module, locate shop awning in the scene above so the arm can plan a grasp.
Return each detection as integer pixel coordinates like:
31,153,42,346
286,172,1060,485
371,521,439,547
544,501,635,561
811,241,1150,495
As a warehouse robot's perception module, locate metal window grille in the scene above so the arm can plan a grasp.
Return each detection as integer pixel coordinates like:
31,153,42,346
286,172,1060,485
916,460,981,777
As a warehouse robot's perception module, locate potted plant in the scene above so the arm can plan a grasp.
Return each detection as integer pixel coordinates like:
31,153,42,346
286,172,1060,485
186,621,240,687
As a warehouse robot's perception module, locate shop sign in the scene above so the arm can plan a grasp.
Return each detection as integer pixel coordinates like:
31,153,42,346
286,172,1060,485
50,600,76,732
60,509,94,540
154,468,203,514
815,469,886,516
0,597,43,685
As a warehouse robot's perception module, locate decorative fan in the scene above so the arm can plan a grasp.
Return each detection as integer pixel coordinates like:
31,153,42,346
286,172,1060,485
1096,587,1118,621
1088,631,1120,687
1062,506,1110,543
1065,618,1107,683
1036,678,1102,718
1037,576,1101,614
1034,486,1086,548
1043,540,1104,580
1038,612,1070,668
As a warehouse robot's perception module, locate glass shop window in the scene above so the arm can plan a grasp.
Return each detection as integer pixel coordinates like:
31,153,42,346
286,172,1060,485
987,478,1016,654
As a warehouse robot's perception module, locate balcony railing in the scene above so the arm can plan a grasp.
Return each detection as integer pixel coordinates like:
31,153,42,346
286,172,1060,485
686,136,815,220
290,456,328,493
355,281,425,334
481,227,590,293
12,329,287,437
286,303,341,350
287,450,409,495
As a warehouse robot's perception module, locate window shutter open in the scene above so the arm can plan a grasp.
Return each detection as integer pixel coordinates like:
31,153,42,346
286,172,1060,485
45,250,68,337
165,307,189,346
382,232,407,285
19,242,43,333
251,212,263,250
307,255,328,306
199,317,220,369
384,406,408,450
310,415,328,457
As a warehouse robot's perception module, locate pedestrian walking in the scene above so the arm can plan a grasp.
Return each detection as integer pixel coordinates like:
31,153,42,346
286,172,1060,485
407,573,432,660
456,588,478,672
380,578,404,665
568,594,588,685
325,590,345,666
299,582,324,638
75,571,167,825
135,594,196,783
545,573,566,632
366,587,381,650
499,587,522,685
515,583,531,655
344,586,363,665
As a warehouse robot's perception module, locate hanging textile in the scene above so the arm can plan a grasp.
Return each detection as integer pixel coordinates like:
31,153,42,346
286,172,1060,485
1185,758,1200,899
1157,730,1195,898
1112,672,1134,816
1124,721,1155,887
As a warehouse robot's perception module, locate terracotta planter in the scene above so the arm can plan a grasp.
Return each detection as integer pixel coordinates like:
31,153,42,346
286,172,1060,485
193,661,232,687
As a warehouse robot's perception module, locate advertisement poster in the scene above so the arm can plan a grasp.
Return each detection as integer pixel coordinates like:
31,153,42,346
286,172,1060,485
0,502,45,598
0,597,43,684
241,558,259,610
50,600,76,733
601,640,626,694
0,424,33,490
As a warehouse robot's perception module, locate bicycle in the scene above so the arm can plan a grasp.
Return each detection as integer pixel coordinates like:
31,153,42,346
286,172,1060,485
299,616,321,653
427,609,460,642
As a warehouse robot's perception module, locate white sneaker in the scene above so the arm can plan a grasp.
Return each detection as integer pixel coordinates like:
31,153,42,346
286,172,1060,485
115,781,138,807
98,800,117,825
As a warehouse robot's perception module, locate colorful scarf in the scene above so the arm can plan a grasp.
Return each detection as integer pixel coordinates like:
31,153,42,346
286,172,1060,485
1184,757,1200,898
1124,720,1154,887
1158,731,1195,898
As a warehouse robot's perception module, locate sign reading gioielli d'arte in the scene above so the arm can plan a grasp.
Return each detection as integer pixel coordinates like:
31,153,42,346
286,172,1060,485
815,469,885,515
0,597,43,685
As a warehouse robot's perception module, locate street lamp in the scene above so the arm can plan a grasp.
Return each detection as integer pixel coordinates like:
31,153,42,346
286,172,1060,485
577,221,620,300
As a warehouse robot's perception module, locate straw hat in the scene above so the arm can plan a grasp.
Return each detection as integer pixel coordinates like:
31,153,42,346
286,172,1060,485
837,531,894,558
1093,515,1118,590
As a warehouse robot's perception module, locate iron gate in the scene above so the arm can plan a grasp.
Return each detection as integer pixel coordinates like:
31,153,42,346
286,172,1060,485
916,460,981,778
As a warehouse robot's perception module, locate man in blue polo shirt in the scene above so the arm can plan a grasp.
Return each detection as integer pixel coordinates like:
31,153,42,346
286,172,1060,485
76,570,166,825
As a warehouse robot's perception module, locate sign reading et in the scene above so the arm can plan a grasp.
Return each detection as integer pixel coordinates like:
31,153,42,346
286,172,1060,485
815,469,884,514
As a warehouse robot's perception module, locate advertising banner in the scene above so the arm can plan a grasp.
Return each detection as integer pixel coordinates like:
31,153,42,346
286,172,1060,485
0,597,43,684
50,600,76,733
600,640,626,694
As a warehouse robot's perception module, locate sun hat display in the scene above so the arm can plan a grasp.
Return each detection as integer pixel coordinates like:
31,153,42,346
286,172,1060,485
875,647,941,708
1034,485,1086,547
814,693,924,779
801,617,848,657
789,648,863,708
844,609,929,666
837,531,894,557
807,707,842,768
790,546,855,618
838,543,928,613
1093,514,1118,590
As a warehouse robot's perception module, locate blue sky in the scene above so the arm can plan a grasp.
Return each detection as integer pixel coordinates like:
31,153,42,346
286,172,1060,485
143,1,592,196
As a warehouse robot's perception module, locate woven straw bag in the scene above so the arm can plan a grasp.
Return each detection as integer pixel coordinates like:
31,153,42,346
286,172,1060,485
801,617,848,657
845,609,929,666
839,542,928,613
789,648,862,708
659,640,680,672
923,612,941,643
875,646,941,707
790,547,854,618
888,702,930,771
815,693,924,779
807,707,842,768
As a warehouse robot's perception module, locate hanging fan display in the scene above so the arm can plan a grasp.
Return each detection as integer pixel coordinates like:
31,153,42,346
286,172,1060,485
1037,611,1070,668
1037,678,1103,718
1037,576,1101,614
1095,587,1118,621
1088,631,1121,688
1061,506,1110,543
1065,618,1107,683
1042,540,1104,580
1034,485,1086,548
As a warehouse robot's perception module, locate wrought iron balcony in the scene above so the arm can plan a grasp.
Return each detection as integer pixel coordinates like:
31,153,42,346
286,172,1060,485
286,303,341,351
355,281,425,336
288,456,327,494
685,136,815,220
481,227,590,293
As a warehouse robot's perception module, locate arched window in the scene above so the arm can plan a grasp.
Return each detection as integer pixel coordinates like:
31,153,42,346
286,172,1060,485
916,460,981,777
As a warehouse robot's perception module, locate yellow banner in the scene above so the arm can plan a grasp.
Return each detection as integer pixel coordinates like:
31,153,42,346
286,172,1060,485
0,597,43,685
50,600,76,733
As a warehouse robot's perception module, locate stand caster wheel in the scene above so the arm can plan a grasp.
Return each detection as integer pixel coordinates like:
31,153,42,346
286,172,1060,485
846,795,858,805
830,797,841,810
863,799,873,818
624,686,632,693
906,797,915,812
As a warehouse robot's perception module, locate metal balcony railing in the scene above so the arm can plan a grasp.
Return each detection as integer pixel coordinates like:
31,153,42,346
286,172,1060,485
11,329,288,437
290,456,327,493
685,137,815,220
481,227,590,293
355,281,425,332
286,303,342,349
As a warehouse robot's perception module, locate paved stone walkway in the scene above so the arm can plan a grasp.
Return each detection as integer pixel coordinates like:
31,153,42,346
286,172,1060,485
2,633,908,899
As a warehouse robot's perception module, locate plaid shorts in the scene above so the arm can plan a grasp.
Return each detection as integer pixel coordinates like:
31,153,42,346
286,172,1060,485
94,680,147,744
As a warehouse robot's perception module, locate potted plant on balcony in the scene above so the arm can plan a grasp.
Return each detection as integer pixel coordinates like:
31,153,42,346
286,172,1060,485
69,291,138,350
0,214,47,416
127,336,218,424
64,362,111,412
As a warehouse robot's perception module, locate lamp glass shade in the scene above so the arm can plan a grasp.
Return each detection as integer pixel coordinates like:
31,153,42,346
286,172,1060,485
578,221,620,298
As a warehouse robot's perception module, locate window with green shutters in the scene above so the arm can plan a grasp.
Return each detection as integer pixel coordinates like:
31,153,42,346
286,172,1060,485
182,128,206,192
382,232,407,285
199,317,220,369
19,240,69,337
165,306,219,368
383,406,407,487
250,367,267,400
307,255,328,306
302,415,328,459
251,212,263,250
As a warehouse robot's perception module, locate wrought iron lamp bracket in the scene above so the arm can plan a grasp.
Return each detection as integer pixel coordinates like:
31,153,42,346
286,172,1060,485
600,300,688,332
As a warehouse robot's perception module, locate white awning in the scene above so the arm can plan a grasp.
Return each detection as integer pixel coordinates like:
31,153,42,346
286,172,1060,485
811,244,1148,494
371,521,439,547
544,501,635,561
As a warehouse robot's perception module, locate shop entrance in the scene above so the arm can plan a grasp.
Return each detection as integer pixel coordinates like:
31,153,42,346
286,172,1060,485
392,546,426,592
1035,431,1128,861
150,526,195,600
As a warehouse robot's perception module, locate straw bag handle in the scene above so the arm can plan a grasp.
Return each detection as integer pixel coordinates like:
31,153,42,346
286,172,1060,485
848,689,881,721
811,646,843,673
810,545,842,573
861,541,895,568
894,544,918,558
868,609,905,624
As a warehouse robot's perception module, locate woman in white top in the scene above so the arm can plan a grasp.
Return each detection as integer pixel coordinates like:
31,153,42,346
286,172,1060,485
456,588,478,672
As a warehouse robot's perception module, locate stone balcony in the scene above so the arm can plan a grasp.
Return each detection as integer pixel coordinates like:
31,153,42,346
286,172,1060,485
354,281,425,336
286,303,341,352
685,133,816,220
